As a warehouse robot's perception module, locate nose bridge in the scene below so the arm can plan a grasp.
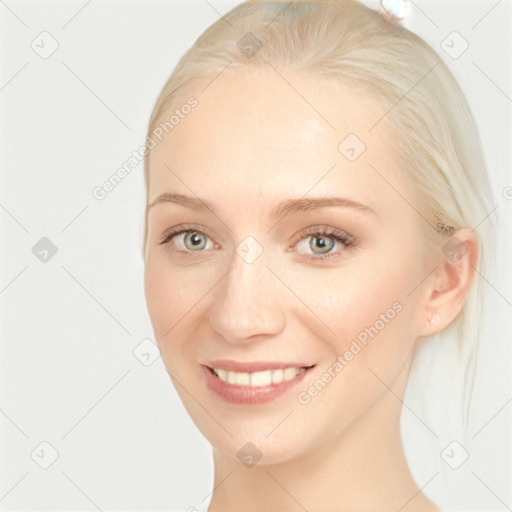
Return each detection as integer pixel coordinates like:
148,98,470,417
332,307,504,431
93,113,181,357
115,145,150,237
207,241,285,342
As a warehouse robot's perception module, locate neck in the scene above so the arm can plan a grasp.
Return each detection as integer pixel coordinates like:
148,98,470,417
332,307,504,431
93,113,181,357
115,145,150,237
207,359,440,512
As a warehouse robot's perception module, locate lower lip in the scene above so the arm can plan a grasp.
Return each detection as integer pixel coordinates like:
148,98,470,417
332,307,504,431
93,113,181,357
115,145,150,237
201,365,314,405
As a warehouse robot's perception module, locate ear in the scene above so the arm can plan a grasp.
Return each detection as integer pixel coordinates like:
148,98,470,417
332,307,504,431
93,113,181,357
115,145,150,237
417,227,479,336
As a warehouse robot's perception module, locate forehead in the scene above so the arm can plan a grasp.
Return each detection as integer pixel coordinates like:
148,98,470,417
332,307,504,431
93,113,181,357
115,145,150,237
147,69,414,219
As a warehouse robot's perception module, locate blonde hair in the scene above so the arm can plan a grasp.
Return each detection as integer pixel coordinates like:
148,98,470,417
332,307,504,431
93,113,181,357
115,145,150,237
143,0,496,428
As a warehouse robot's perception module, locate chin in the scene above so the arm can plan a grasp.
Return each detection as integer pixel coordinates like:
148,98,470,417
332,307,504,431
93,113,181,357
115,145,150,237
210,432,311,468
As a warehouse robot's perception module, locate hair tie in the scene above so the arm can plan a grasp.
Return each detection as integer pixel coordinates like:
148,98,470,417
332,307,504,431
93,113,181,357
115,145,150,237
380,0,410,21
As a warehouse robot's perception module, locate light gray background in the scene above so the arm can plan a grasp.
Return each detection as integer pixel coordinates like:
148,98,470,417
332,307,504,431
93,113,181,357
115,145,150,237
1,0,511,510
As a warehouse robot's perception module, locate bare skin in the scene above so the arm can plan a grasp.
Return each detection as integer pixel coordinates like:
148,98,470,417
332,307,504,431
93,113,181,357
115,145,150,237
144,69,477,511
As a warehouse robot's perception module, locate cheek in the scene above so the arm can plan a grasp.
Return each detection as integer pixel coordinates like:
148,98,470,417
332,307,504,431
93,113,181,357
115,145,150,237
143,254,193,339
144,257,194,377
144,253,223,367
292,252,419,359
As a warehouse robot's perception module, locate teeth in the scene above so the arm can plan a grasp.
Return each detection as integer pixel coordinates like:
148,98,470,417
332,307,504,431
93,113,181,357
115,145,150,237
236,372,250,386
212,367,307,386
283,367,298,381
216,369,228,382
252,370,273,386
271,369,284,384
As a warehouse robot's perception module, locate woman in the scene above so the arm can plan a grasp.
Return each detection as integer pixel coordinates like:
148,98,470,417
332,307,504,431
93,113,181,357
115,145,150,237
142,1,495,510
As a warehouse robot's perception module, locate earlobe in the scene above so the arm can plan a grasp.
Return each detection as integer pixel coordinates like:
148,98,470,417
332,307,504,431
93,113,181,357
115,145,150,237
427,312,439,326
418,228,479,336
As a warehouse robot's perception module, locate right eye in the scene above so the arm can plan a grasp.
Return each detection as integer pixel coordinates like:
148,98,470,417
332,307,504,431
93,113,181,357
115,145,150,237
159,225,218,255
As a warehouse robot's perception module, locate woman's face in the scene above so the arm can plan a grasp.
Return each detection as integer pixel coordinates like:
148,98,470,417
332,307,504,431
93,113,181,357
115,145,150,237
144,69,432,465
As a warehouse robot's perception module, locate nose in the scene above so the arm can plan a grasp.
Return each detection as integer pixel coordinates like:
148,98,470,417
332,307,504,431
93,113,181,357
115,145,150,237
207,246,286,344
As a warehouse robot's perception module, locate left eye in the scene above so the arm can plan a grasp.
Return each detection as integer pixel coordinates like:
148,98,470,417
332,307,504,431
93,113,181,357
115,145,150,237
159,225,355,261
291,226,355,261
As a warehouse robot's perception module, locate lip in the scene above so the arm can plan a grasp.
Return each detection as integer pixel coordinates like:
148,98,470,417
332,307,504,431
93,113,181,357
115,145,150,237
200,363,316,405
205,359,316,373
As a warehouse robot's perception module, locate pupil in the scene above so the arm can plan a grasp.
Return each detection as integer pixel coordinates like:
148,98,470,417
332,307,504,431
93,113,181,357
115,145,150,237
312,236,332,254
190,233,202,246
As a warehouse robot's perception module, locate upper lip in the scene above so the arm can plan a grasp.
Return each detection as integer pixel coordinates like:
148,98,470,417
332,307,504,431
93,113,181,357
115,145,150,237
204,360,316,373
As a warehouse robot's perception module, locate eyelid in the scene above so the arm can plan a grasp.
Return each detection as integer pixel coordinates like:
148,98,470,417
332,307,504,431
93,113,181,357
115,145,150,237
290,224,354,246
158,223,218,246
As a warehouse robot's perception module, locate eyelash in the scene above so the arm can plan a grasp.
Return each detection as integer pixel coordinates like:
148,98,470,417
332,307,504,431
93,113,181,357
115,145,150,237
158,224,355,263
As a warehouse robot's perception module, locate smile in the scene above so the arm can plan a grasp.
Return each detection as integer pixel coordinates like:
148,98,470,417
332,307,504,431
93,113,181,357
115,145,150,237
201,363,316,405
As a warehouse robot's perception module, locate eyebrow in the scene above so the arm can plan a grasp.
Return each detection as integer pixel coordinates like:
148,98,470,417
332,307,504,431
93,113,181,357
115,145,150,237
147,193,376,218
